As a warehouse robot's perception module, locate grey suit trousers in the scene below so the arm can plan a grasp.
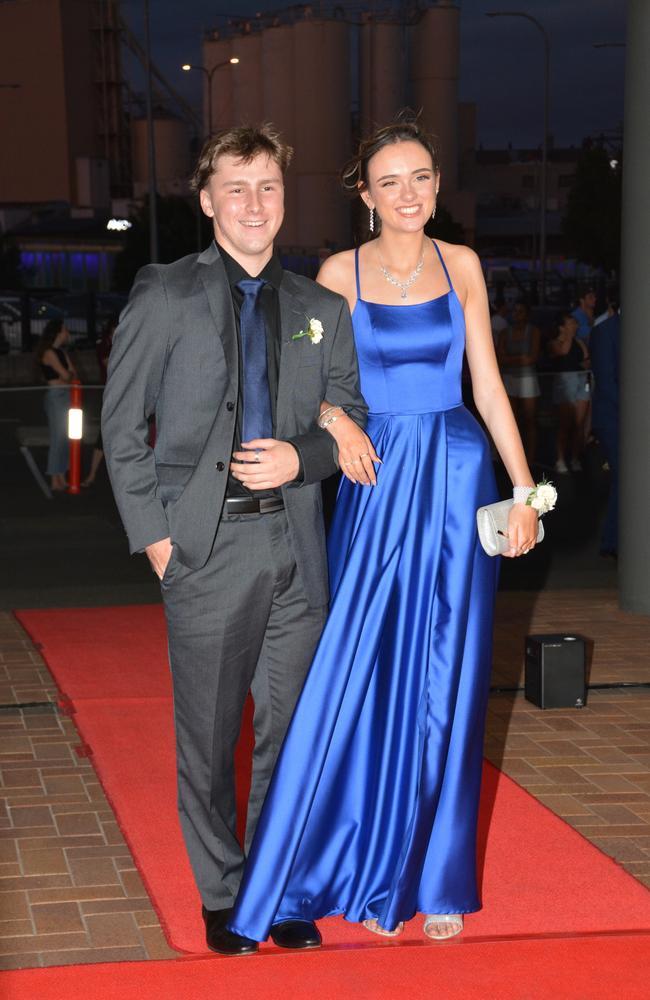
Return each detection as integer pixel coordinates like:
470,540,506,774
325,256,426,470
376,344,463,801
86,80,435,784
161,508,326,910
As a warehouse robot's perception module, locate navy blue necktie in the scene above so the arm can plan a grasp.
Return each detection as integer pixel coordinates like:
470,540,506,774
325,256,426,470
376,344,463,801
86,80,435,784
236,278,273,442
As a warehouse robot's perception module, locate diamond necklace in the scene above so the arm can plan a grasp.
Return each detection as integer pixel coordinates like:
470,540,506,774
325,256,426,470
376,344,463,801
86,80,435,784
377,248,425,299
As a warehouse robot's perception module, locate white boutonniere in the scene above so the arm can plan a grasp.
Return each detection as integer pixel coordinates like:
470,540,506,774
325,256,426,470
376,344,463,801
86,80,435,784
527,479,557,515
292,317,324,345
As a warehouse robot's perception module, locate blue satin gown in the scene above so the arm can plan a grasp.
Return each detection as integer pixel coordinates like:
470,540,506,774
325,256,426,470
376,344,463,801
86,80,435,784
229,241,499,939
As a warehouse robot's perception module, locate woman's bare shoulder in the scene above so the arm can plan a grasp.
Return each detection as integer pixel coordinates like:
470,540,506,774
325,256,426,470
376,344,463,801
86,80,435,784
317,249,357,294
434,239,480,269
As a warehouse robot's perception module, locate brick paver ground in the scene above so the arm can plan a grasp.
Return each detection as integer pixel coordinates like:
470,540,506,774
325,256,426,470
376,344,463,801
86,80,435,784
1,593,649,969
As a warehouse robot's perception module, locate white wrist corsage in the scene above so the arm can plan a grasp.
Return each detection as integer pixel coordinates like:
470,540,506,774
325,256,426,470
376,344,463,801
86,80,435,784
292,317,324,345
513,480,557,515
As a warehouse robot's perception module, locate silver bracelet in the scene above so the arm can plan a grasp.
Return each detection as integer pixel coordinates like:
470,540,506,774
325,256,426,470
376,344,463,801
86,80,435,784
320,413,341,429
512,485,533,505
318,406,344,429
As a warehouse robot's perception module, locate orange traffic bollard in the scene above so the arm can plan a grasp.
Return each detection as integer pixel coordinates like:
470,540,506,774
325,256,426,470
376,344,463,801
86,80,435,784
67,379,83,495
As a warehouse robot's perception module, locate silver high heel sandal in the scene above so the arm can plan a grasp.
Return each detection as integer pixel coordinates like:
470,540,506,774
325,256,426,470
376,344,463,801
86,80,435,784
362,918,404,937
423,914,464,940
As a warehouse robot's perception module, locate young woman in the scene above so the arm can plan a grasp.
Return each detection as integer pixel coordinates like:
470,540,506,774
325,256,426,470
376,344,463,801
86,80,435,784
497,300,541,465
35,319,77,491
229,118,539,944
82,314,117,487
547,310,591,473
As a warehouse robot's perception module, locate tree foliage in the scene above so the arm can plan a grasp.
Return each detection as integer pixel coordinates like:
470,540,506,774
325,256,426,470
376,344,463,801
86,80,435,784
113,195,206,291
562,145,621,272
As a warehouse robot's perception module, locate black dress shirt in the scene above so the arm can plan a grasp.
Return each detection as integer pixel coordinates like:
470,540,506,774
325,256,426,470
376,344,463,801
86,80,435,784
218,243,301,499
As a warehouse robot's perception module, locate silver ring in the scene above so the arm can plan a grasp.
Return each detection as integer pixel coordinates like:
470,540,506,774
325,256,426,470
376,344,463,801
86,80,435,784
254,449,262,464
359,452,370,458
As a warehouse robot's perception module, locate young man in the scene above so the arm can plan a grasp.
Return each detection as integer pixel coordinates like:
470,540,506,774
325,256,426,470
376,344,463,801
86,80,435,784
572,287,596,343
102,125,367,956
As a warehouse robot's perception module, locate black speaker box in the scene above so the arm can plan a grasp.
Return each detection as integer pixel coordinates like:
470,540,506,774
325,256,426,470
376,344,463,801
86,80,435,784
524,634,586,709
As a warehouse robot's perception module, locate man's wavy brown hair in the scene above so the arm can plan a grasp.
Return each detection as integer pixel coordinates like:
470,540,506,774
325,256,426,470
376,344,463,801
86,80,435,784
190,123,293,192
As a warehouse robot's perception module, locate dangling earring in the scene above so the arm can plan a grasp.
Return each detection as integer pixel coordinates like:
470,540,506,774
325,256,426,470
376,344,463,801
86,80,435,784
369,206,375,233
431,204,437,221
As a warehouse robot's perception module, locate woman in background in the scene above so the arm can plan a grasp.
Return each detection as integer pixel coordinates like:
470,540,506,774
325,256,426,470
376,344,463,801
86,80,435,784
35,319,77,492
497,299,541,465
82,314,117,487
547,310,590,474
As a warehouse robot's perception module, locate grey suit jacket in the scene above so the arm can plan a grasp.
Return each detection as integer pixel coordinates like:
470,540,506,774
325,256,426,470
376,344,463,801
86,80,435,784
102,243,367,607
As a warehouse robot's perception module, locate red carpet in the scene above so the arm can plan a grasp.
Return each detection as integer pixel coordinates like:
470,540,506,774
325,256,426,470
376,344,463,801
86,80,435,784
5,936,650,1000
12,605,650,996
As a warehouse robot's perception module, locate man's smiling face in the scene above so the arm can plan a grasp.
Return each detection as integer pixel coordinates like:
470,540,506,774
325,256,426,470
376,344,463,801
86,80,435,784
199,152,285,270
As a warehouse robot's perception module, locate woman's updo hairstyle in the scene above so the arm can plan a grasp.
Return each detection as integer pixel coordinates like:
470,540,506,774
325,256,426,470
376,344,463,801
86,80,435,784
341,110,440,195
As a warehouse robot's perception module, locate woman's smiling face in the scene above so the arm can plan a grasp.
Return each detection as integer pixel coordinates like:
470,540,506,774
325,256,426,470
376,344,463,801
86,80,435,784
362,140,439,235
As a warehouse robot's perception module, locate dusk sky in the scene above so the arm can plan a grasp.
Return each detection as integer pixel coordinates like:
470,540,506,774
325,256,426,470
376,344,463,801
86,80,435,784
121,0,626,149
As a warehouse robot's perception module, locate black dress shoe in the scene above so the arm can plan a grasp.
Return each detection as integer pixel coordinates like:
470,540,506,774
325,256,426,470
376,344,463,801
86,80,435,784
270,919,322,950
202,906,258,956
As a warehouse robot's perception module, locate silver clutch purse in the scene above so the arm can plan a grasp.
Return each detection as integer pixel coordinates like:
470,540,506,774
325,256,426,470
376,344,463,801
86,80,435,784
476,499,545,557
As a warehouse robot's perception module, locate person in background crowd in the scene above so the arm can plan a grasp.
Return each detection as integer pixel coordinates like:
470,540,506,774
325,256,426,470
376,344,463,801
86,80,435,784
593,284,620,329
35,318,77,492
589,296,620,557
82,314,117,488
547,310,590,474
490,295,509,347
0,317,9,355
572,287,596,343
496,300,540,465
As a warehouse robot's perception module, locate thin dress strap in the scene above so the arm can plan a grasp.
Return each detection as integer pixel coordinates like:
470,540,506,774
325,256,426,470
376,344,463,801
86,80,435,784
354,247,362,300
432,239,453,292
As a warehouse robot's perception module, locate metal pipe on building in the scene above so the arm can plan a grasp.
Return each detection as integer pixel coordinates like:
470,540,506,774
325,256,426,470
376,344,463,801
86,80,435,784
619,0,650,615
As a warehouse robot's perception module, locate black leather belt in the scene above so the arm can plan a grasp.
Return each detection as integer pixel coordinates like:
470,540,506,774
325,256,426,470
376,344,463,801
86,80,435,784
224,496,285,515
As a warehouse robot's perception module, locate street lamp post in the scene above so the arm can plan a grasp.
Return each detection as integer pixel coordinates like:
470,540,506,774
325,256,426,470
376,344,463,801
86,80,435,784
486,11,550,304
181,57,240,137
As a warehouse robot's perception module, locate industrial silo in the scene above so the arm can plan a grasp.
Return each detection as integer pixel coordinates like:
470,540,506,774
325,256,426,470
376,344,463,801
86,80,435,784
261,24,297,244
410,0,460,192
131,115,189,197
292,16,351,248
202,31,262,134
360,16,405,136
231,32,264,125
201,10,352,251
202,33,234,135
